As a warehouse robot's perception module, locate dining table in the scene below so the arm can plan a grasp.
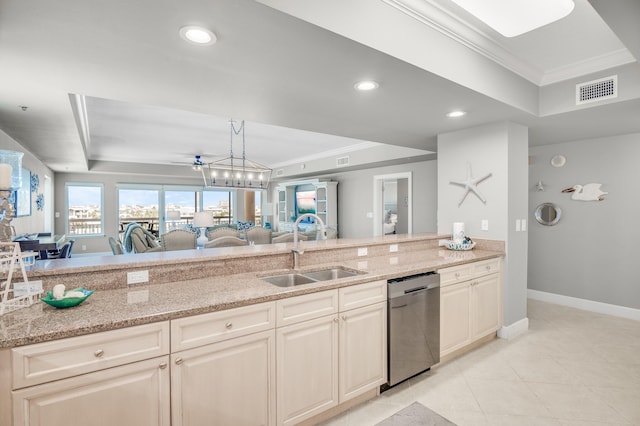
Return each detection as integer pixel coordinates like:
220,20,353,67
12,234,66,260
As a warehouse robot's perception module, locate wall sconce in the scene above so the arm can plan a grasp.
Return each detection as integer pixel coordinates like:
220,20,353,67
0,150,24,242
536,181,545,192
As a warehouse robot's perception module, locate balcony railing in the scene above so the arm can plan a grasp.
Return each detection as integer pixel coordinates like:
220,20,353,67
69,215,260,237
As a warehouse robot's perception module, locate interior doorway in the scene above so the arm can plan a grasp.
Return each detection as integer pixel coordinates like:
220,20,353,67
373,172,412,236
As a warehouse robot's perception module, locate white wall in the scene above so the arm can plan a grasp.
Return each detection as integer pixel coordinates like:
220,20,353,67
0,130,53,235
529,132,640,310
438,121,529,326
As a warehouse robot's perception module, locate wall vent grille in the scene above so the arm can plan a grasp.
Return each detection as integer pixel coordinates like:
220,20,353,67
336,156,350,167
576,75,617,105
275,169,285,177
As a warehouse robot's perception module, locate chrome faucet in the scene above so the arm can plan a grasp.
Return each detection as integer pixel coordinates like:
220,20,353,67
292,213,326,270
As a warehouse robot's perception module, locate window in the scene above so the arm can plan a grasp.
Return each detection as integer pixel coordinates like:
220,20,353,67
66,183,103,236
118,189,160,236
203,190,232,225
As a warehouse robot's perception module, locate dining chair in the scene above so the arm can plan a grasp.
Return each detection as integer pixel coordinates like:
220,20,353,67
207,227,241,240
160,229,197,251
246,227,272,245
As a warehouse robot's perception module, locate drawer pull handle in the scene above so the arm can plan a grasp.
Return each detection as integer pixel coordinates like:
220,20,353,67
159,362,167,369
175,358,183,365
94,349,104,358
225,322,233,329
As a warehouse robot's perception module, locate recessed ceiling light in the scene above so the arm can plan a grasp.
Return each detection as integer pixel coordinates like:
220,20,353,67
450,0,574,37
446,110,467,118
354,80,379,91
179,26,217,45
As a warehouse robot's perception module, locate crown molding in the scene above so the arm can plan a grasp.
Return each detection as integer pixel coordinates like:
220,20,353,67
540,48,636,86
382,0,635,86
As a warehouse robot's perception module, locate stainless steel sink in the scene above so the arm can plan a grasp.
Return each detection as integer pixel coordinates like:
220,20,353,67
302,267,361,281
262,273,317,287
261,266,365,287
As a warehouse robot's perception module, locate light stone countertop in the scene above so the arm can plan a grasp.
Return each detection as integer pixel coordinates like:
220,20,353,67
0,237,503,349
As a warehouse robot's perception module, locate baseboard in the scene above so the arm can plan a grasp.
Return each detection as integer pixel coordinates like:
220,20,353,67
497,317,529,339
527,289,640,321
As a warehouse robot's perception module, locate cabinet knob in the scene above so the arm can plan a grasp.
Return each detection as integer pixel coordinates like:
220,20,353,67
486,265,491,271
94,349,104,358
225,322,233,329
454,272,460,278
341,315,347,321
175,358,183,365
333,317,339,323
159,361,167,369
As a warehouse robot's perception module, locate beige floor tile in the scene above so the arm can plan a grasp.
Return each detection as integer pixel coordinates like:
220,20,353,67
466,378,551,417
588,385,640,425
484,413,563,425
506,355,582,385
527,382,629,424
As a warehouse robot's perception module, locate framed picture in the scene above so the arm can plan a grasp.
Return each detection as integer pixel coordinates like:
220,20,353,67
14,168,32,217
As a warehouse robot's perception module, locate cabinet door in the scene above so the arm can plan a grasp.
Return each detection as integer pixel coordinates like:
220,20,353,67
171,330,275,426
440,282,471,356
472,274,501,339
339,302,387,402
277,315,338,426
13,356,170,426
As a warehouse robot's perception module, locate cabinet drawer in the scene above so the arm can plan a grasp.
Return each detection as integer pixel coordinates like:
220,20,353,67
438,263,474,287
339,280,386,312
276,290,338,327
12,322,169,389
472,258,501,278
171,301,275,352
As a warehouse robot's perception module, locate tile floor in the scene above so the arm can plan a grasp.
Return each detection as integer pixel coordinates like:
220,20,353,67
320,299,640,425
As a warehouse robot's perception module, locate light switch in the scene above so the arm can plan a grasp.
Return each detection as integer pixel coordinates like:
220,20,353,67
481,219,489,231
515,219,521,232
521,219,527,231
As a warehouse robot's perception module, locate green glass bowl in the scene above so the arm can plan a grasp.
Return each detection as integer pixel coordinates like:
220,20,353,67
41,288,94,308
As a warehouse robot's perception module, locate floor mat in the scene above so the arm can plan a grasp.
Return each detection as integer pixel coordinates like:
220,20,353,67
375,402,457,426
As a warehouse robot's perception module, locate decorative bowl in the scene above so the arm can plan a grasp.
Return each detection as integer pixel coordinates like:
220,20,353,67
445,241,476,251
41,288,94,308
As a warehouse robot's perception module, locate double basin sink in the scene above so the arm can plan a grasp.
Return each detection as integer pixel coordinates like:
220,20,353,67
261,266,365,287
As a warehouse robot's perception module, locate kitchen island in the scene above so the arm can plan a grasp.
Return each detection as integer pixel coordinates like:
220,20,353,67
0,233,504,426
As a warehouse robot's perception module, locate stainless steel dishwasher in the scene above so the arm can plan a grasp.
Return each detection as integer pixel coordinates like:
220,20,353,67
387,271,440,387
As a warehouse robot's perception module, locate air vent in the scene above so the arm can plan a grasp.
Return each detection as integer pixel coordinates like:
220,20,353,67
336,156,350,167
275,169,285,177
576,75,617,105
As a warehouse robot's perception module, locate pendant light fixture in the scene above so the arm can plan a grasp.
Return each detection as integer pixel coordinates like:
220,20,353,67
201,119,272,190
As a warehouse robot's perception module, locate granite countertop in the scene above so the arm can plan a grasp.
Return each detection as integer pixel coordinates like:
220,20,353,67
0,244,503,349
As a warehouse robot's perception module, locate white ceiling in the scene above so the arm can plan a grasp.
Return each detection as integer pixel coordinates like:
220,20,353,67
0,0,638,178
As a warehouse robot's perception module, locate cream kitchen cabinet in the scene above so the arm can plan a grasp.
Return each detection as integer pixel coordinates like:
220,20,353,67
170,301,276,426
276,280,386,426
438,258,502,357
11,322,171,426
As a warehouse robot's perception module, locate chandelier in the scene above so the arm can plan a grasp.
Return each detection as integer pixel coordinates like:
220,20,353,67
201,119,272,190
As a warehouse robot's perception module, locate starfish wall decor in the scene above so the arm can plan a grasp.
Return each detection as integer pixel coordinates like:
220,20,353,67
450,163,492,207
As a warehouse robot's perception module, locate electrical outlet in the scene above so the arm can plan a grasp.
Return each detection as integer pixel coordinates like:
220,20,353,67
521,219,527,231
357,247,368,257
81,245,87,251
481,219,489,231
389,244,398,253
515,219,521,232
127,270,149,285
